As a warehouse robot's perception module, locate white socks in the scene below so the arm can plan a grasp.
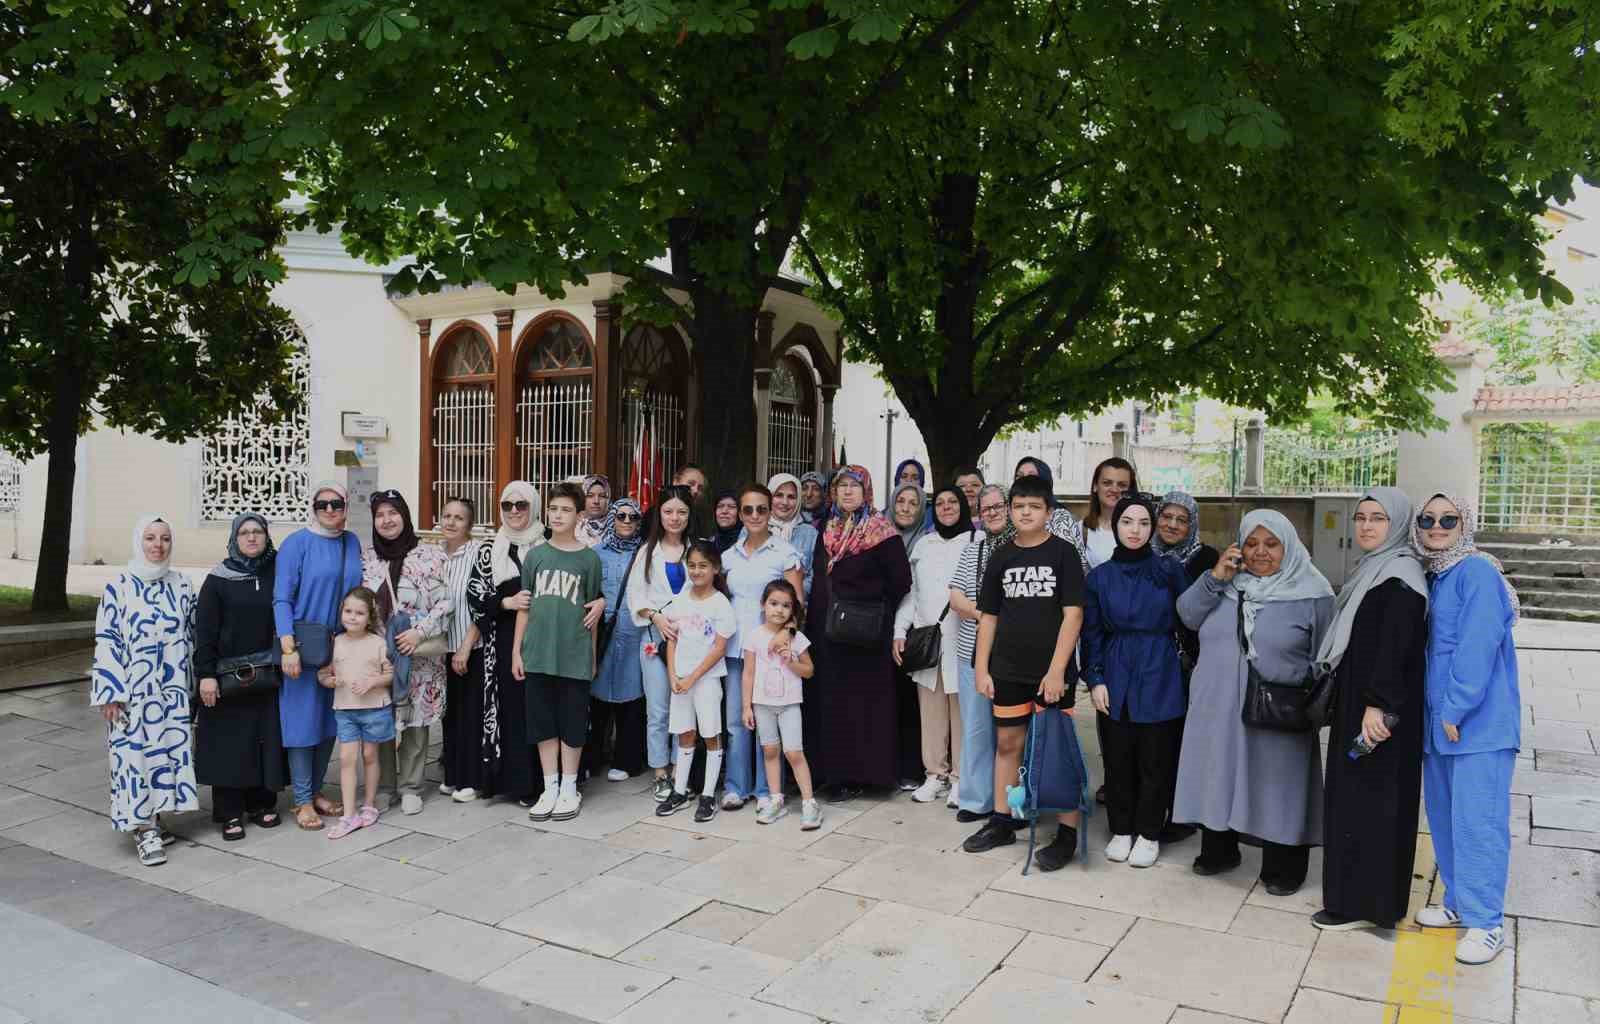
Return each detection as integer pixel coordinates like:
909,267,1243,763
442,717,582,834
703,750,724,798
559,773,577,799
543,773,558,796
673,745,694,795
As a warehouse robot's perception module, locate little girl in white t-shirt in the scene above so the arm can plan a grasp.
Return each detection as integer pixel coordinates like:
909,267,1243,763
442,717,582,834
740,579,819,830
656,541,737,824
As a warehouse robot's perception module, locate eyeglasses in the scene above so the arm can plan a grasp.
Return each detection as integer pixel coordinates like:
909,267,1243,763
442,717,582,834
312,500,346,512
500,500,531,512
741,504,769,516
614,512,641,522
978,504,1006,515
1416,513,1460,530
1352,512,1390,524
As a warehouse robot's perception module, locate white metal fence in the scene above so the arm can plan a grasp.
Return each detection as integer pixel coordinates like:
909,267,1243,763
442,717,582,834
621,388,684,486
518,379,594,504
432,385,497,528
1262,429,1397,496
1479,424,1600,534
0,450,21,512
769,404,816,479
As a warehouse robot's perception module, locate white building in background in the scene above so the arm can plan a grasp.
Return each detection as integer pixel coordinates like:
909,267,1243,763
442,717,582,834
3,221,842,566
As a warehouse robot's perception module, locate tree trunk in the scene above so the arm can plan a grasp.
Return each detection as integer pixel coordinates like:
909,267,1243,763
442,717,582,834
687,284,760,496
31,352,84,614
917,408,1001,494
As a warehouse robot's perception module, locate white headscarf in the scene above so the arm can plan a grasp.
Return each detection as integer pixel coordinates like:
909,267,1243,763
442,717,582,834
1233,509,1334,658
491,480,544,586
128,515,174,583
1409,491,1521,623
767,472,802,542
1314,487,1429,677
307,481,349,539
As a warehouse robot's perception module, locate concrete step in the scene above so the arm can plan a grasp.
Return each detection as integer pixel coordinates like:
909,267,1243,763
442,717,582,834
1480,541,1600,563
1479,531,1600,546
1500,560,1600,578
1521,605,1600,623
1515,588,1600,611
1507,574,1600,594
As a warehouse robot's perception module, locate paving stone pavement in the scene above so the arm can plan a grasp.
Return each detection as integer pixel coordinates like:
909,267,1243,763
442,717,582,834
1,618,1597,1023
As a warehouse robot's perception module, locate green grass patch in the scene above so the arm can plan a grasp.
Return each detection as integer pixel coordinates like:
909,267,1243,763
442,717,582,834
0,584,100,626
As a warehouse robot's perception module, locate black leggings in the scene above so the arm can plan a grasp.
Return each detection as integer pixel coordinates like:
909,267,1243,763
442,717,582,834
1201,827,1309,887
584,697,647,776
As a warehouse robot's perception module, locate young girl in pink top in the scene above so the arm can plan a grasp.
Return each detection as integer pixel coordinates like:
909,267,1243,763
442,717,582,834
740,580,820,829
318,586,394,839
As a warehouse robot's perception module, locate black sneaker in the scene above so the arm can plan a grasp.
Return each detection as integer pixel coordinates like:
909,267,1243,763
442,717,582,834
1191,852,1243,876
963,817,1018,853
655,791,691,817
694,795,718,822
1311,909,1365,931
1033,826,1078,872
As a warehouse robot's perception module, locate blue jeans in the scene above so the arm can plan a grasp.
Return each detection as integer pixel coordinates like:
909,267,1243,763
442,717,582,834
956,659,995,814
287,736,336,807
722,657,770,801
641,638,672,769
1424,748,1516,929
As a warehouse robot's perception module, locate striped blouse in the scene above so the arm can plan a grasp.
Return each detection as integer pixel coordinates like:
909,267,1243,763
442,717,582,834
441,539,482,652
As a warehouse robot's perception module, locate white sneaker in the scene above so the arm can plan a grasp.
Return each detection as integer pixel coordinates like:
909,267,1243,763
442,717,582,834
551,790,582,822
400,793,423,815
1128,837,1160,868
438,783,456,795
606,769,629,782
756,796,788,825
755,795,772,815
528,789,559,821
1105,834,1134,862
1415,905,1463,929
946,786,959,809
722,791,747,811
800,799,823,831
911,776,945,803
1456,927,1505,965
451,786,478,803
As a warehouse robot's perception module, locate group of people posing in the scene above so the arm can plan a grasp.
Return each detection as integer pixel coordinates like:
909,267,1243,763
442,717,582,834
92,455,1521,967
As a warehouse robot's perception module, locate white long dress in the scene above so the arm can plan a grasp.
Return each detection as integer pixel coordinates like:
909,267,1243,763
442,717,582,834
91,572,201,831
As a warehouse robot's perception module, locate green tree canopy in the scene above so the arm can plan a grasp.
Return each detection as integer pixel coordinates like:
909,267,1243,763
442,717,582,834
0,0,298,610
796,1,1585,483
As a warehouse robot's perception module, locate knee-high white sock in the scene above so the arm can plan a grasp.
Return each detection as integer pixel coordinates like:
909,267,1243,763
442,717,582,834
703,750,724,797
673,745,694,795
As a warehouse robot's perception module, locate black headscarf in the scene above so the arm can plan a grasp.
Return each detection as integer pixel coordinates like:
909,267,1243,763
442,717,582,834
1013,457,1057,508
370,489,420,604
210,512,276,582
711,489,741,552
931,486,973,540
1110,493,1158,563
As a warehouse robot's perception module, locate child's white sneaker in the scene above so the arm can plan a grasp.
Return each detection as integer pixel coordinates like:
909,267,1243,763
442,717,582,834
911,776,944,803
1105,833,1134,862
1456,927,1504,965
1415,905,1462,929
1128,837,1160,868
756,796,788,825
527,789,559,822
800,799,823,831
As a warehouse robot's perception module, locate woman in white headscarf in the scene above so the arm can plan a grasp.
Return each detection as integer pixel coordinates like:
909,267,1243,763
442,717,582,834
767,472,818,599
464,481,545,804
1311,487,1429,933
1173,509,1335,896
91,515,200,866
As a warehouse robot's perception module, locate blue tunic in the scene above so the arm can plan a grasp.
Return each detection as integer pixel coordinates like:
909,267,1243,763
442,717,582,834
272,528,364,747
1081,554,1188,723
591,545,645,703
1424,557,1521,756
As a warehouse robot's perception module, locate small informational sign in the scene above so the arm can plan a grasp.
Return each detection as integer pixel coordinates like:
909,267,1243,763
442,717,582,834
345,466,379,548
334,449,361,467
341,413,388,439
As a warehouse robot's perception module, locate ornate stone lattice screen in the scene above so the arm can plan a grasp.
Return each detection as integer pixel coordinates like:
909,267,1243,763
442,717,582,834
0,450,21,512
201,332,312,522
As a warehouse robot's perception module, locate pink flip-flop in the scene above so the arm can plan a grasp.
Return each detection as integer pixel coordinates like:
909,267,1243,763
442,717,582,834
327,814,365,840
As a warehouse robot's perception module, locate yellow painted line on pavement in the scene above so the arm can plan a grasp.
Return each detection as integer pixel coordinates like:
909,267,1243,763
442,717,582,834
1385,831,1454,1022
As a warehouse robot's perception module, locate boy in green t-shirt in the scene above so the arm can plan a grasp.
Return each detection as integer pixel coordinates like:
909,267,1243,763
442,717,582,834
513,481,604,822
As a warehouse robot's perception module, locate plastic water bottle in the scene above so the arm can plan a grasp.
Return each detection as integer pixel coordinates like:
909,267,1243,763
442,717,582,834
1348,713,1401,759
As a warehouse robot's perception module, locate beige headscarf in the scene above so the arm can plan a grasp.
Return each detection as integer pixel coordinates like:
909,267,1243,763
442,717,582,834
127,515,174,583
490,480,544,586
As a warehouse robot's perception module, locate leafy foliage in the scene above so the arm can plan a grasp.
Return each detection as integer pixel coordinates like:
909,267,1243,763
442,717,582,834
1462,289,1600,385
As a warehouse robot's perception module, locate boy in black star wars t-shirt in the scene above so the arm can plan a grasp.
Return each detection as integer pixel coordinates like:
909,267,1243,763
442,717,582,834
964,473,1087,869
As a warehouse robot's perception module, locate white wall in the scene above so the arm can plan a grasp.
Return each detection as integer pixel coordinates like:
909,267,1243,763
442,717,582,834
1396,355,1485,509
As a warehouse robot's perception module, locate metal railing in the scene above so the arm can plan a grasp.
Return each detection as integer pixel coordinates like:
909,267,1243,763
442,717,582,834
518,379,594,505
769,404,816,479
431,385,497,528
1479,423,1600,534
1262,429,1397,496
620,388,684,487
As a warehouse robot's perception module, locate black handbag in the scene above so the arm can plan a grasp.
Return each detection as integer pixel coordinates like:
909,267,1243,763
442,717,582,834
1237,598,1334,733
293,534,353,670
900,605,950,673
215,650,282,699
825,597,885,648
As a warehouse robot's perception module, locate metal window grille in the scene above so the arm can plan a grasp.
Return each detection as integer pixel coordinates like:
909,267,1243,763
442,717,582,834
0,450,21,512
621,388,684,485
1478,423,1600,534
201,337,311,522
432,385,498,528
1262,430,1397,496
769,403,816,479
518,379,594,505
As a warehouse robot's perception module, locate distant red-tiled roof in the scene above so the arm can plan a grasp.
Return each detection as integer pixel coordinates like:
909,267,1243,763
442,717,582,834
1473,384,1600,417
1432,332,1479,360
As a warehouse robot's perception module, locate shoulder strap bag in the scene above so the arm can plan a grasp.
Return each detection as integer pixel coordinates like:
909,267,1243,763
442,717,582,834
383,569,448,658
215,649,282,699
292,533,352,671
1237,596,1334,733
900,604,951,673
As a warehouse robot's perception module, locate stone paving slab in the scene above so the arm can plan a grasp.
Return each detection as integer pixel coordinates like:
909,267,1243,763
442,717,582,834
942,966,1177,1024
499,872,708,956
1091,917,1310,1022
1302,927,1515,1023
1515,988,1600,1024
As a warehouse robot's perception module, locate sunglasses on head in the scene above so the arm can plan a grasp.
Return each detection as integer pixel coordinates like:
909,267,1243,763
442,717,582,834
1416,513,1461,530
500,500,531,512
313,499,347,512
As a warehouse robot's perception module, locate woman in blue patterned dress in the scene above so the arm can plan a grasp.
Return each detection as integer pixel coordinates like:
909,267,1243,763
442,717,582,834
585,497,647,781
92,515,200,866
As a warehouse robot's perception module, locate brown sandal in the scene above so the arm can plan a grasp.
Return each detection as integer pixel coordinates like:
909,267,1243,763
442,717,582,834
294,804,324,830
312,796,343,817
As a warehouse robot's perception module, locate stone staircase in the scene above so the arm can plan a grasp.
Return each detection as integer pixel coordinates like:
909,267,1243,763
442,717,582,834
1478,532,1600,623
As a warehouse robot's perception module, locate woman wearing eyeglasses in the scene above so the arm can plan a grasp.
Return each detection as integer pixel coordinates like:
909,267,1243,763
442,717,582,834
1409,494,1522,966
273,483,365,829
585,498,648,782
720,483,806,811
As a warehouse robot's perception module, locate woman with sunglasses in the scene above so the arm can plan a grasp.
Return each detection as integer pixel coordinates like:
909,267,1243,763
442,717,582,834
585,498,648,782
626,484,700,801
1409,494,1522,966
273,483,365,829
463,481,546,806
721,483,806,811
